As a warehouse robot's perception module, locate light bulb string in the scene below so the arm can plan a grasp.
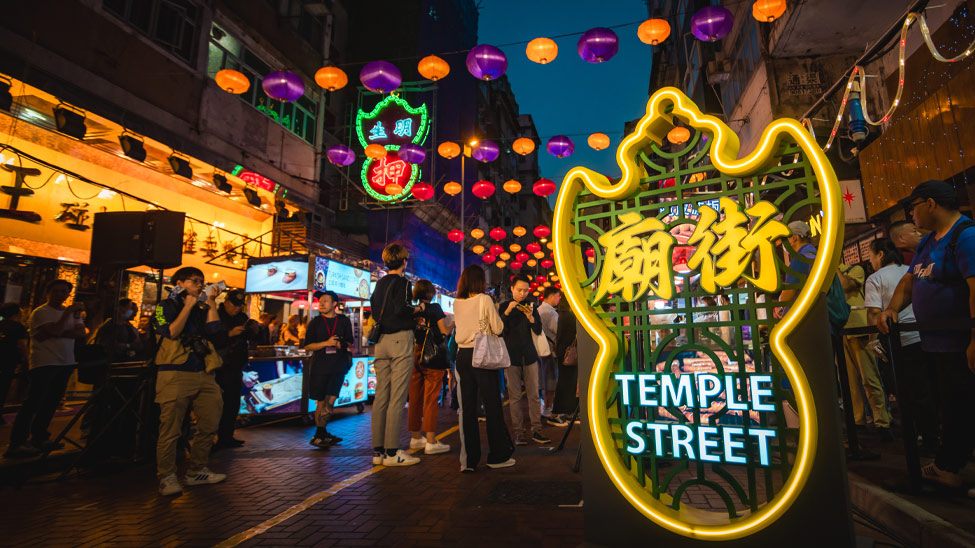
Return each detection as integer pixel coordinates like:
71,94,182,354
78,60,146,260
818,11,975,152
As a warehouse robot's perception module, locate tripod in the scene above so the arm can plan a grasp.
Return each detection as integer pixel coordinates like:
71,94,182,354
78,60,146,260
548,404,582,473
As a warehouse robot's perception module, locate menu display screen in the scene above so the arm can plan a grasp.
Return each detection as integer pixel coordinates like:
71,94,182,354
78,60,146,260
312,257,371,298
438,295,455,314
309,356,374,410
239,358,305,414
245,255,310,293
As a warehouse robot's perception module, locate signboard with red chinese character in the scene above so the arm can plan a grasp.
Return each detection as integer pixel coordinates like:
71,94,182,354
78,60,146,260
355,95,429,202
231,165,278,193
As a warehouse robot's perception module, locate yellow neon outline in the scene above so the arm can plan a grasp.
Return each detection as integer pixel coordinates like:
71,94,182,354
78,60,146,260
553,87,843,540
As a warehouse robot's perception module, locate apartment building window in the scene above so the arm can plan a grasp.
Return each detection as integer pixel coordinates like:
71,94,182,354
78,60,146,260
103,0,199,65
720,20,762,119
207,23,318,145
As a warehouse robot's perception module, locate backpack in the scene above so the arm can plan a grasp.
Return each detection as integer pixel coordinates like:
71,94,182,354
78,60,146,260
915,219,975,280
825,275,851,332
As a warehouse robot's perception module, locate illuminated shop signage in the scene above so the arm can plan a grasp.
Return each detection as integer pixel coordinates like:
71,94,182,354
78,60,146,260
355,95,429,202
553,88,843,540
231,165,279,193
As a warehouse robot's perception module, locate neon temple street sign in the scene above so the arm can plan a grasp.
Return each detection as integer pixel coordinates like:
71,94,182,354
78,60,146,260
355,94,429,202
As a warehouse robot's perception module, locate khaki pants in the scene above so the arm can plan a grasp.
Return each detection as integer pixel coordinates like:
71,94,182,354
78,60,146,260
843,336,890,428
155,370,223,478
372,330,414,450
505,362,542,436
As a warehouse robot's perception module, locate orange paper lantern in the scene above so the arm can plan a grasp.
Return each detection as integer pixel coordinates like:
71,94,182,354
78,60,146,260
637,19,671,45
443,181,462,195
526,37,558,64
499,252,511,261
753,0,787,22
215,69,250,94
503,179,522,193
533,251,545,259
496,261,506,268
314,66,348,91
509,243,522,252
513,226,527,237
438,141,461,159
471,228,485,239
385,182,404,195
365,144,387,159
418,55,450,81
587,132,610,151
512,138,535,155
527,259,537,267
472,245,485,254
667,126,690,145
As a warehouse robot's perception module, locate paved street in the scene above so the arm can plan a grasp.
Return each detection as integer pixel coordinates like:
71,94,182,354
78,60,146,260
1,402,586,547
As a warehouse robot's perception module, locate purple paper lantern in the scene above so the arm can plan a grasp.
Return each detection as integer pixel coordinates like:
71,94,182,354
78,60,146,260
326,145,355,167
399,144,426,164
471,140,499,162
262,71,304,102
466,45,508,81
577,28,619,63
359,61,402,93
547,135,575,158
691,6,734,42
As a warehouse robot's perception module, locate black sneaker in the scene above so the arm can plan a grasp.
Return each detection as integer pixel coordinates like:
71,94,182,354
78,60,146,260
514,434,528,446
309,437,332,448
4,443,41,459
531,431,551,444
543,415,569,427
324,431,343,444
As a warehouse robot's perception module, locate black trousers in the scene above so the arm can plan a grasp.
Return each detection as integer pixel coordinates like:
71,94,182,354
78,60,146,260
215,364,244,442
455,348,513,468
10,366,73,446
896,343,940,446
552,362,579,416
930,351,975,473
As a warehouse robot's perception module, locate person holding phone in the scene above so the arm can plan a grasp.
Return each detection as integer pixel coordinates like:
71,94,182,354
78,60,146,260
4,280,88,459
304,290,354,448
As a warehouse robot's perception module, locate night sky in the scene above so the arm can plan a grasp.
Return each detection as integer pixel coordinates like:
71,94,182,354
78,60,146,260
478,0,654,185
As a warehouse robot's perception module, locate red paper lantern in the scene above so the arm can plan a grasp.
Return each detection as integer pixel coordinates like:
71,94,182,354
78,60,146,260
533,225,550,238
472,180,496,199
586,248,595,258
554,282,561,289
489,244,504,256
448,230,464,242
482,254,496,263
533,178,556,197
526,242,541,254
510,261,523,270
489,227,506,241
536,276,547,284
541,259,554,268
516,252,530,263
530,282,539,290
411,182,434,201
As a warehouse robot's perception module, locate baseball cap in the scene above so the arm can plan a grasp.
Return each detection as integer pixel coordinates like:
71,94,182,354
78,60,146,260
903,179,955,205
225,289,246,306
787,220,811,238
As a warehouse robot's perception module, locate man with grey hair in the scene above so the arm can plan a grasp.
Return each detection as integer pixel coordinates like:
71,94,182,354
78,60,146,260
774,220,817,319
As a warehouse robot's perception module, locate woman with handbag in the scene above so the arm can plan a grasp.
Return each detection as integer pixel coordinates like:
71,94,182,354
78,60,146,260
408,280,452,455
452,265,515,472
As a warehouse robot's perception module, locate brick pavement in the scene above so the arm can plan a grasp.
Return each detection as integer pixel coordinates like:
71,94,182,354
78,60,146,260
0,398,586,547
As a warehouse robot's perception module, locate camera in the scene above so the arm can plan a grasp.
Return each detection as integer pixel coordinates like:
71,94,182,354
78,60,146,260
182,334,212,358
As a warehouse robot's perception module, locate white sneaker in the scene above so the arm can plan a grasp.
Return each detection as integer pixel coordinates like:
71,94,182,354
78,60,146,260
372,450,385,465
184,467,226,486
424,441,450,455
486,458,516,469
159,474,182,496
382,449,420,466
410,437,426,450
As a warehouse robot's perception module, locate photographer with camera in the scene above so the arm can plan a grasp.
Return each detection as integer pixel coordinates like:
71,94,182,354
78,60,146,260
4,280,87,458
304,290,353,448
152,267,225,496
213,289,261,450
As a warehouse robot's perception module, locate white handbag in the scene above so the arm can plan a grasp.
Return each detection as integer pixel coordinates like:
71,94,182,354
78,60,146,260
472,295,510,370
532,330,552,358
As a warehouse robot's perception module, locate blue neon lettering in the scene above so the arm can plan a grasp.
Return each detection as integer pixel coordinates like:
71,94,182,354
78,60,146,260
369,122,387,140
696,373,722,408
661,374,693,407
615,373,636,405
625,421,645,454
697,426,720,462
722,427,746,464
639,374,659,406
749,375,775,412
393,118,413,137
671,424,695,459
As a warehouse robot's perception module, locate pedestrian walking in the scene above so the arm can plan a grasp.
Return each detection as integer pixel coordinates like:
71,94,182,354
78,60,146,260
370,244,423,467
878,179,975,488
408,280,451,455
500,274,550,446
453,265,515,471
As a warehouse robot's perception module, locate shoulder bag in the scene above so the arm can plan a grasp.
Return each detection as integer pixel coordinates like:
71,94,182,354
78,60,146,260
366,277,395,345
472,295,510,370
562,336,578,366
532,330,552,358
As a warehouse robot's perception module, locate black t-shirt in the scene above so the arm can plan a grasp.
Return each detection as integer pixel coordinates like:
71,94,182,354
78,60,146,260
0,319,28,369
305,314,354,374
370,274,415,334
415,303,446,347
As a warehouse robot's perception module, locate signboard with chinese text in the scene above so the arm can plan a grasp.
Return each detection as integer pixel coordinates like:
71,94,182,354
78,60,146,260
312,256,370,298
355,95,429,202
554,88,852,545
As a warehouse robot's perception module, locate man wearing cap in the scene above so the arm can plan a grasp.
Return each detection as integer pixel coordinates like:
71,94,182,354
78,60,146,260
878,179,975,488
774,220,817,319
214,289,261,449
839,263,892,440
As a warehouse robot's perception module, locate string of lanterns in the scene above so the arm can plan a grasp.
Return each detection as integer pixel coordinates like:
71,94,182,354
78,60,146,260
817,10,975,152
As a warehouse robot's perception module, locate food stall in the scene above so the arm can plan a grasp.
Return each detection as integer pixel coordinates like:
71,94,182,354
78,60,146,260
240,254,314,416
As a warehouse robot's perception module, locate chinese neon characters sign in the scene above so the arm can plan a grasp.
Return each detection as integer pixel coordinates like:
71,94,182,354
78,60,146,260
355,95,429,202
552,88,844,540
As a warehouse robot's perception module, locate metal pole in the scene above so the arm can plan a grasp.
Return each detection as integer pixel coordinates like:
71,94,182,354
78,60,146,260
460,154,465,272
885,319,922,493
833,331,864,459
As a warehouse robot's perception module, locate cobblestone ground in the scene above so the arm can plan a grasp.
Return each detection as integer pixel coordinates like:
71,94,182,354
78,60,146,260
0,400,586,547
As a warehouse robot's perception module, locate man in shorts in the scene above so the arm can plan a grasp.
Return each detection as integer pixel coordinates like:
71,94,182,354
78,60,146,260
304,290,354,448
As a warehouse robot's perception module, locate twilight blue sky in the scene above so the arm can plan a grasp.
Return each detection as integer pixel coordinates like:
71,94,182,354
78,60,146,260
477,0,654,184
